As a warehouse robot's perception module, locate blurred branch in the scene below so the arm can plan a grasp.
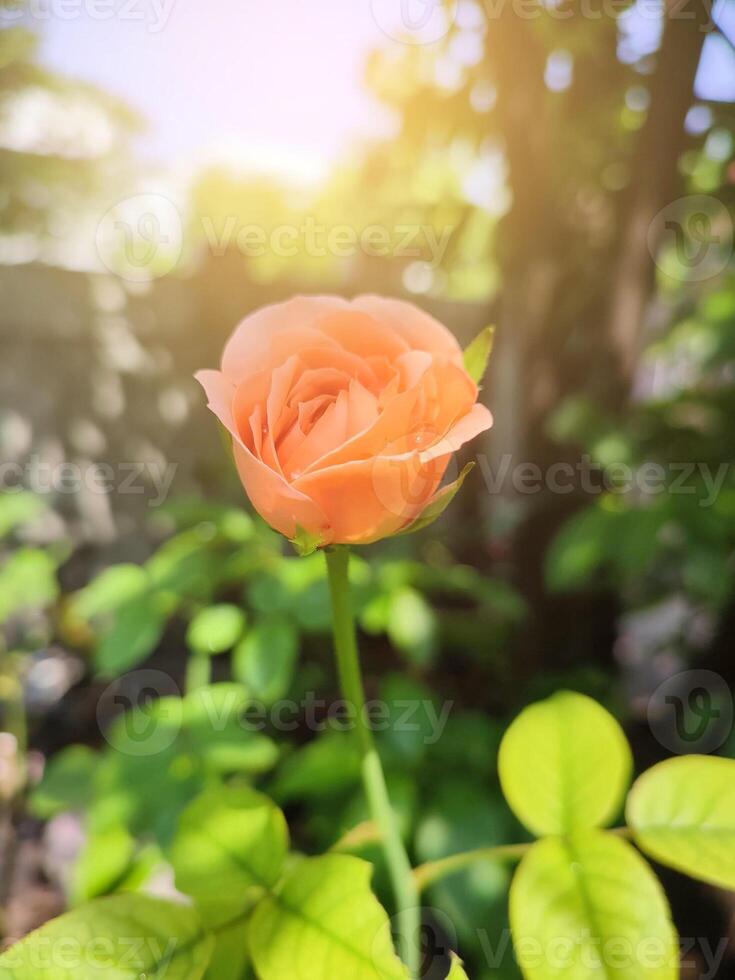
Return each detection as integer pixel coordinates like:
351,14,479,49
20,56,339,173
606,1,712,383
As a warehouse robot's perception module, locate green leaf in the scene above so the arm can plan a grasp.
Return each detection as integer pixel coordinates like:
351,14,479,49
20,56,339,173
627,755,735,890
498,691,632,836
248,854,409,980
0,893,214,978
385,587,438,666
71,564,149,621
290,525,324,557
205,919,251,980
186,604,246,655
233,619,299,704
545,505,610,592
446,954,470,979
171,785,288,928
70,826,136,904
0,548,58,623
398,463,475,536
270,732,361,804
0,491,46,538
30,746,98,819
463,325,495,384
184,684,279,776
95,592,172,677
510,831,677,980
146,527,224,600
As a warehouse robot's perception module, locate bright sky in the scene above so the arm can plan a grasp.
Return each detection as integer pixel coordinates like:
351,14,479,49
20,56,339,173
37,0,735,183
39,0,400,181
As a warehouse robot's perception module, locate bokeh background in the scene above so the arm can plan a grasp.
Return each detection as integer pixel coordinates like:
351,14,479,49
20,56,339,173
1,0,735,976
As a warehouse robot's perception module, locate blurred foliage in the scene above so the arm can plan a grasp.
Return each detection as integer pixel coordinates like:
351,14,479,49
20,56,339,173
0,493,525,975
0,0,138,257
547,269,735,646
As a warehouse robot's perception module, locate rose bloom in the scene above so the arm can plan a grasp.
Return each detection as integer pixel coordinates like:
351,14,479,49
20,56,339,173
196,295,492,546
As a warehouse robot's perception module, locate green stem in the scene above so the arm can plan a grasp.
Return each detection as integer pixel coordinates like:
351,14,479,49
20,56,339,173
325,546,420,979
414,842,531,893
413,826,634,892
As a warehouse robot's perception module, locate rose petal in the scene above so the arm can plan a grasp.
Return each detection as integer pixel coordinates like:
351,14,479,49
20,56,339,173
221,295,350,382
195,369,329,540
353,295,463,362
292,452,447,544
418,403,493,463
282,388,350,479
316,310,410,360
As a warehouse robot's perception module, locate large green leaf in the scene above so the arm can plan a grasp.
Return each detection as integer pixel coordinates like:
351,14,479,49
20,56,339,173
233,619,299,704
0,893,214,979
248,855,409,980
171,785,288,928
627,754,735,890
510,831,677,980
498,691,632,836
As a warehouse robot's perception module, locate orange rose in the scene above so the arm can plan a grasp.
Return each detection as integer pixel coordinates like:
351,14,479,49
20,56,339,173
196,295,492,547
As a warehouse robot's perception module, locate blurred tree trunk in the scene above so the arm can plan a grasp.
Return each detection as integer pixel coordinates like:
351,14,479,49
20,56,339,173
485,5,709,672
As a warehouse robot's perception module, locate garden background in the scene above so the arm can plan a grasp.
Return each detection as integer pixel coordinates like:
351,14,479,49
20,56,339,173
1,0,734,976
